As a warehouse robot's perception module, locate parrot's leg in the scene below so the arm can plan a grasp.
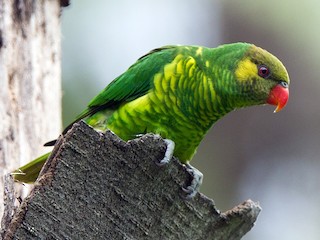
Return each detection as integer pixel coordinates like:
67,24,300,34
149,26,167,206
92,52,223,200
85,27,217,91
156,138,175,166
182,164,203,199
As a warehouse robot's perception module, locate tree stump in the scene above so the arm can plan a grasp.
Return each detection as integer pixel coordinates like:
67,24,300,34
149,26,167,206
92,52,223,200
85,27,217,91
2,122,261,239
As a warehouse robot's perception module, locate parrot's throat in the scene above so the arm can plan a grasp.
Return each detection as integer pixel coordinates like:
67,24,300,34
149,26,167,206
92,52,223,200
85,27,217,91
186,79,236,131
193,96,234,132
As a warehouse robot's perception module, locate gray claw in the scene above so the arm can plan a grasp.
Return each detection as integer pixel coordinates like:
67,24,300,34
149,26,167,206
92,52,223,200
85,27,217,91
156,138,175,166
181,164,203,199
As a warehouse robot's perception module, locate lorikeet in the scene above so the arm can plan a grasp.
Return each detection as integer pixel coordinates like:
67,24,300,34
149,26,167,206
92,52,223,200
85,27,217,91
13,43,290,197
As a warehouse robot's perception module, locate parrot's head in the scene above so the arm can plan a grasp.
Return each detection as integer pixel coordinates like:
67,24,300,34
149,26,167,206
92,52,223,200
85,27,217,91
233,44,290,112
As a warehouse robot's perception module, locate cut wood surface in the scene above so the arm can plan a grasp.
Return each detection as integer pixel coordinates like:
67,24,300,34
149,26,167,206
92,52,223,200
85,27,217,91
2,122,261,239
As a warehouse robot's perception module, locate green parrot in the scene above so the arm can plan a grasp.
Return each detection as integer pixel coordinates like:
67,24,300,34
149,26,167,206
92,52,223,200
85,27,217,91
13,42,290,197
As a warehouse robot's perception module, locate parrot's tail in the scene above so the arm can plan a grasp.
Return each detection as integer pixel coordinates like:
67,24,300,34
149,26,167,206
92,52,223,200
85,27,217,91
12,152,51,183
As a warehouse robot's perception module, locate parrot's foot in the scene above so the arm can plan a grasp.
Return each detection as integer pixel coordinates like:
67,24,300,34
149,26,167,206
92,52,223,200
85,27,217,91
182,164,203,199
155,137,175,166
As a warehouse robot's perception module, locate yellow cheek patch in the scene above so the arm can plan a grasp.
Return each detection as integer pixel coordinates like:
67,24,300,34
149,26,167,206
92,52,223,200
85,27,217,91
235,58,257,82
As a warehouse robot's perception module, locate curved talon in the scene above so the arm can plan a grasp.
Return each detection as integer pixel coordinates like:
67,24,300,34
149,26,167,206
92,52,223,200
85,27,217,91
181,186,198,200
155,160,166,167
181,164,203,199
155,138,175,166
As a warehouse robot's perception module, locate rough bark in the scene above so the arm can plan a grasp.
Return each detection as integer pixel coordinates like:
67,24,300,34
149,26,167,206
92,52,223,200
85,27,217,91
2,122,261,239
0,0,63,216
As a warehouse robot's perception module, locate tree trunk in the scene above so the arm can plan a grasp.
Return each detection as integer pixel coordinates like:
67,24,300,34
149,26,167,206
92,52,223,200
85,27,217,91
0,0,65,216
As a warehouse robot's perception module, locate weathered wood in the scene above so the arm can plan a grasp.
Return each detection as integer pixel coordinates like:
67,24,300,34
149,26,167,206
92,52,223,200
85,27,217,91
0,174,16,239
0,0,63,216
3,122,261,239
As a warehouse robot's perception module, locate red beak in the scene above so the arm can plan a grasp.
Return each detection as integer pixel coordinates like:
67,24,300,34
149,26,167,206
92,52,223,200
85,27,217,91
267,83,289,112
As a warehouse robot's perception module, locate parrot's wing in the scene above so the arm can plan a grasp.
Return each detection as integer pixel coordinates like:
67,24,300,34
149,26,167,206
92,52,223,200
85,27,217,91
73,46,177,129
45,46,178,146
86,45,177,108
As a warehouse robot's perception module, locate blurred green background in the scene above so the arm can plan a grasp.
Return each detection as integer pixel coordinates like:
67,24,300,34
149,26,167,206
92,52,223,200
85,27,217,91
61,1,320,239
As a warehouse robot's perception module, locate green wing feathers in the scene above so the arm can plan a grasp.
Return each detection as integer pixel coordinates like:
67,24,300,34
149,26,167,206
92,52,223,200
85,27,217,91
61,46,178,135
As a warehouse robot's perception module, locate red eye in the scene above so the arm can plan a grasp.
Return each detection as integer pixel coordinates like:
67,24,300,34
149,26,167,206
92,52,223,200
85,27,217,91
258,65,270,78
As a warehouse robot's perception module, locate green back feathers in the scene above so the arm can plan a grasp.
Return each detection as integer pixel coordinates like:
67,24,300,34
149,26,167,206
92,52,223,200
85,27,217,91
62,46,178,134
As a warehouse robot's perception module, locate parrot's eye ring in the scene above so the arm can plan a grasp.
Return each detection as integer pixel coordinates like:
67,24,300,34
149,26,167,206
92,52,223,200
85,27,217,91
258,65,271,78
280,81,288,88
